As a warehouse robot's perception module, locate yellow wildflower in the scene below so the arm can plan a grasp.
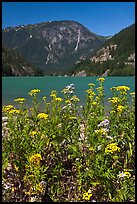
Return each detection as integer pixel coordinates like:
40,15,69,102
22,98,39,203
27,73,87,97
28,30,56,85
3,105,14,112
30,131,37,136
108,97,120,104
97,77,105,82
115,86,130,92
86,89,96,95
61,88,69,94
37,113,48,120
88,83,95,87
54,97,63,102
9,109,21,115
28,89,41,96
50,90,57,98
65,99,71,104
105,143,120,154
124,171,131,178
95,128,108,135
70,95,80,102
83,192,92,200
117,105,124,113
14,98,25,104
29,154,42,165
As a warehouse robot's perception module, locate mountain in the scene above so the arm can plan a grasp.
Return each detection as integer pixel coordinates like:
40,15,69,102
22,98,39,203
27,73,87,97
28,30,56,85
2,45,43,76
69,23,135,76
2,20,107,75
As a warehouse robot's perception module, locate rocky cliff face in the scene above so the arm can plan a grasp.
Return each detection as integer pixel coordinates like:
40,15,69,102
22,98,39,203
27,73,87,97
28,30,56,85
2,20,107,75
91,44,117,63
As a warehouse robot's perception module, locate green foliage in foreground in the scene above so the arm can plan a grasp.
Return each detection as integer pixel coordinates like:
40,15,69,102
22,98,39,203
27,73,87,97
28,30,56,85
2,78,135,202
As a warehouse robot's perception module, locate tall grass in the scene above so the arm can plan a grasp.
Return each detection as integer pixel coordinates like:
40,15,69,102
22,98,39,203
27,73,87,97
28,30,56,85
2,77,135,202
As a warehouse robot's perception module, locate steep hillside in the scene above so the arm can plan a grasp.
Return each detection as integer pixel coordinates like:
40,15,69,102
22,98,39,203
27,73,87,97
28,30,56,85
70,24,135,76
2,46,43,76
2,20,107,75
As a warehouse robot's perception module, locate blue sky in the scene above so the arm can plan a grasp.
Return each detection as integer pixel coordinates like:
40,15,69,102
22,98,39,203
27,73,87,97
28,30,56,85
2,2,135,36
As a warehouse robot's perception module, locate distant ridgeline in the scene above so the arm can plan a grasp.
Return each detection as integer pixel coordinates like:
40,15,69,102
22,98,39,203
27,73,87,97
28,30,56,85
2,20,107,76
2,21,135,76
69,24,135,76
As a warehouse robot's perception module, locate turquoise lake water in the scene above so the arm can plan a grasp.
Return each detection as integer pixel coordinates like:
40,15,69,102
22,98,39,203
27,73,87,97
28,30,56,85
2,76,135,108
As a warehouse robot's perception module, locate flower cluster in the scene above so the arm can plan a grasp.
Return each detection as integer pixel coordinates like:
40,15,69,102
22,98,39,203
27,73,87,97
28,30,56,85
28,89,41,96
115,86,130,92
29,154,42,165
54,97,63,102
29,131,37,136
14,98,25,104
105,143,120,154
86,89,96,95
83,191,92,201
97,77,105,82
88,83,95,87
95,128,109,135
70,95,80,102
108,97,120,104
3,105,14,112
37,113,48,120
50,90,57,98
9,109,21,115
117,105,124,113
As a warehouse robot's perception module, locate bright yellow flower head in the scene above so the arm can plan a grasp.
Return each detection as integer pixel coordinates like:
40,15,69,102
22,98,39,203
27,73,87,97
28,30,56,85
54,97,63,102
88,83,95,87
108,97,120,104
28,89,41,96
97,77,105,82
95,128,108,135
9,109,21,115
30,131,37,136
14,98,25,103
117,105,124,113
50,90,57,98
124,171,131,178
115,86,130,92
29,154,42,165
83,192,92,201
3,105,15,112
105,143,120,154
37,113,48,120
86,89,96,96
